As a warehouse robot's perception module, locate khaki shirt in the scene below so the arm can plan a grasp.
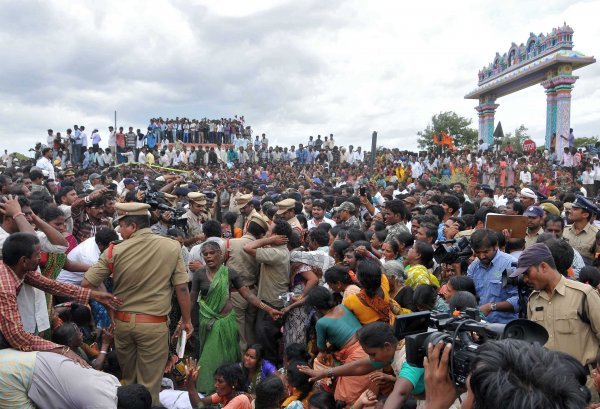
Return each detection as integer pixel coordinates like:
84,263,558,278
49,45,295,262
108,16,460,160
186,209,203,238
84,228,189,316
243,209,260,233
226,234,259,287
287,216,303,236
563,223,599,261
524,228,543,248
528,275,600,365
256,245,290,308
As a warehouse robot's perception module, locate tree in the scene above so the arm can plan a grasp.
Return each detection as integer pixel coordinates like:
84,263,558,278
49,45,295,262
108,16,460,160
499,124,529,153
574,136,600,149
417,111,478,150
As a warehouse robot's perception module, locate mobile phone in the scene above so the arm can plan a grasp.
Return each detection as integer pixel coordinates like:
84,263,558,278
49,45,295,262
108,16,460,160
360,187,367,196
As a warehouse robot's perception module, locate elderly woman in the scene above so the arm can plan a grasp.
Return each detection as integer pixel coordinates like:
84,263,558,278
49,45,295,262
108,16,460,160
382,260,413,313
190,241,282,394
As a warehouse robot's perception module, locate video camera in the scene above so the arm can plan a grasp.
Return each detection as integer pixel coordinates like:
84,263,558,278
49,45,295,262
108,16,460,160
433,237,472,264
142,189,188,234
396,310,548,386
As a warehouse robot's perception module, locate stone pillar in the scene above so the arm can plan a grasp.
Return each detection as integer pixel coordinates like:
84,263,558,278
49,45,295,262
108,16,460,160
541,80,557,150
542,65,577,161
475,95,499,147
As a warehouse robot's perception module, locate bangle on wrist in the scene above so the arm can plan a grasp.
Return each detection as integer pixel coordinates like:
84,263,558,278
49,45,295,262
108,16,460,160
99,350,108,355
328,368,335,379
12,212,25,219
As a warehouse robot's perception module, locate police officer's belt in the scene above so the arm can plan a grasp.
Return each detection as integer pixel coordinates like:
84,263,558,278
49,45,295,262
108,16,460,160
114,311,167,323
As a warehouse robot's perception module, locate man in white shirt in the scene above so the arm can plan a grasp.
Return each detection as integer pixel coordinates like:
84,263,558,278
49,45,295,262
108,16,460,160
57,229,119,286
582,164,596,197
79,126,88,149
108,126,116,160
46,129,54,146
519,168,532,186
35,147,55,181
138,147,147,164
306,199,336,229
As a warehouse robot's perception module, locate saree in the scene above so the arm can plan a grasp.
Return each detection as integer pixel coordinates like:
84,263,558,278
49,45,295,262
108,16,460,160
40,252,67,313
196,265,240,394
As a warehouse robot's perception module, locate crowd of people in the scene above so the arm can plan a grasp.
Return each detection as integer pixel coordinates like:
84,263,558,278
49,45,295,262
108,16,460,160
1,123,600,409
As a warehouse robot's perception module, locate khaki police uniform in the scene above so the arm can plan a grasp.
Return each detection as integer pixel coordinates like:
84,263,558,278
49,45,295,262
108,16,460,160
226,214,269,350
186,192,207,239
524,227,544,248
528,275,600,399
563,223,598,262
277,198,303,235
84,203,188,404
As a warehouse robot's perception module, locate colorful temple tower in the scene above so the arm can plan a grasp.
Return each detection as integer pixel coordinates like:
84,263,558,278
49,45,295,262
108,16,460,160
465,23,595,159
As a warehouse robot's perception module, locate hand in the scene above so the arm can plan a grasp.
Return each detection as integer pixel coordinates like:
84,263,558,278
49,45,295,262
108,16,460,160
354,389,377,409
90,291,124,310
592,367,600,392
368,371,395,386
64,348,91,368
136,191,145,201
355,245,369,258
270,235,289,246
445,223,460,239
480,303,492,317
359,195,369,206
90,187,108,199
296,364,325,382
184,357,200,390
423,341,457,409
269,308,284,321
162,211,173,221
189,260,203,270
181,319,193,336
502,228,512,240
0,195,22,217
101,327,114,347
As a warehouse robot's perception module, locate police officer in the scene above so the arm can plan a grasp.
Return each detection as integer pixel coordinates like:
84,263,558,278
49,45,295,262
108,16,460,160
563,196,599,263
512,243,600,398
82,202,192,405
276,198,303,235
234,193,259,233
185,192,207,246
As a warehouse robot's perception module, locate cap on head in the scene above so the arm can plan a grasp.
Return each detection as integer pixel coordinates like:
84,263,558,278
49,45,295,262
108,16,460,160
123,178,136,186
511,243,553,277
187,192,207,205
248,214,269,231
276,198,296,214
523,206,544,217
520,188,537,200
540,202,560,216
234,193,253,210
114,202,151,222
333,201,356,213
572,195,599,214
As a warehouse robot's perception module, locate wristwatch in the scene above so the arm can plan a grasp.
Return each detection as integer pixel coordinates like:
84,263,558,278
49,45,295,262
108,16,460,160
491,302,497,311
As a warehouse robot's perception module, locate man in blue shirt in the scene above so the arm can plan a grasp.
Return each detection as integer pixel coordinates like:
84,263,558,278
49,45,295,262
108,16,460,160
467,229,519,324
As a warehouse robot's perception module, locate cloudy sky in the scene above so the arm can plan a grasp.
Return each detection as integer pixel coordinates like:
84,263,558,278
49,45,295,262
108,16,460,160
1,0,599,155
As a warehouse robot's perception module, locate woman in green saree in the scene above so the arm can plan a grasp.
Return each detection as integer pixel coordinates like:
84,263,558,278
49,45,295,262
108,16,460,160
190,241,283,394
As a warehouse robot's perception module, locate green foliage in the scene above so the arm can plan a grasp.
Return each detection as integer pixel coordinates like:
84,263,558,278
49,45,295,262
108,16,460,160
574,136,600,149
498,124,529,153
417,111,478,150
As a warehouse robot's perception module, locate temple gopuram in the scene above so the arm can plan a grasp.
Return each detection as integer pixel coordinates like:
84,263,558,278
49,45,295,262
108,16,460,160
465,23,595,158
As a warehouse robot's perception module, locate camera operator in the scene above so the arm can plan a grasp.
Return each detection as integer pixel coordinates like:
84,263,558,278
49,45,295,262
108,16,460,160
467,229,519,323
422,339,591,409
511,242,600,399
150,208,175,236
